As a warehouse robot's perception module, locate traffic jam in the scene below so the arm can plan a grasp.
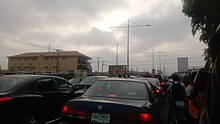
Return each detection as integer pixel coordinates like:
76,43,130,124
0,73,169,124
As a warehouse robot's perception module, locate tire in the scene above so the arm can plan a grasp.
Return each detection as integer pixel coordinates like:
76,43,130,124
20,115,38,124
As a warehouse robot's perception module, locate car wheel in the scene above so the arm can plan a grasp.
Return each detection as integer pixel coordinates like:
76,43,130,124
20,115,38,124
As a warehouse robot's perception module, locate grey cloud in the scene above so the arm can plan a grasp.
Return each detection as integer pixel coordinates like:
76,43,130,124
124,1,192,54
67,28,117,46
0,0,127,36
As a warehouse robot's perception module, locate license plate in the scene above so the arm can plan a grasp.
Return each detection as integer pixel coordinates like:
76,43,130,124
91,113,110,124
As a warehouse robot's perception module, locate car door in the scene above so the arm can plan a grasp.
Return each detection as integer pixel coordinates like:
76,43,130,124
53,77,76,116
33,77,60,121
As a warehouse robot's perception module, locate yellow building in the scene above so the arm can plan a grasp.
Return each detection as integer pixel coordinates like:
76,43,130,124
7,51,92,75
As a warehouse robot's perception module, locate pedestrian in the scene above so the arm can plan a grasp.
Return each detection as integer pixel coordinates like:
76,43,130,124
168,74,187,123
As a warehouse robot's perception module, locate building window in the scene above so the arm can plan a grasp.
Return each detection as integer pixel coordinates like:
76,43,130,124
18,58,21,61
33,58,37,60
45,58,49,60
62,57,66,60
33,67,37,69
17,67,21,69
25,58,28,61
44,66,49,69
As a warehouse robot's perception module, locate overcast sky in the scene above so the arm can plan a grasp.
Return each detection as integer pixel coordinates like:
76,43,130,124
0,0,206,75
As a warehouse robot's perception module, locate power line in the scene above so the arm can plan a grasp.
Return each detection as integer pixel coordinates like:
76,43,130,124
0,34,53,50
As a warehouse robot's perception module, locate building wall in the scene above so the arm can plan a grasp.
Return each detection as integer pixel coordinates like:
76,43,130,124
8,57,39,72
8,56,80,74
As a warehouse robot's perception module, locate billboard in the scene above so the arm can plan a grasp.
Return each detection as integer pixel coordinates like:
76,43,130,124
177,57,188,72
109,65,126,76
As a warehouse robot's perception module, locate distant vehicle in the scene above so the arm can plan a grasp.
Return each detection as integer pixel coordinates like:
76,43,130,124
146,77,166,96
146,77,160,87
68,77,83,85
60,78,163,124
0,74,79,124
74,76,107,92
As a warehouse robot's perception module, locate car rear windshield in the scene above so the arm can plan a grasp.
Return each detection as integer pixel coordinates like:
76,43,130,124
0,77,26,92
79,76,105,85
85,80,148,100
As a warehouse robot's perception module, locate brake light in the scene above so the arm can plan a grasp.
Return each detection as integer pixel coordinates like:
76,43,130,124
139,113,152,122
108,93,117,97
156,89,161,93
0,97,13,102
61,105,68,113
160,82,165,85
61,105,89,119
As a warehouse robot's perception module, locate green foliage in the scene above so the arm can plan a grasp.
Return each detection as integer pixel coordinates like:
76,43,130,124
182,0,220,45
182,0,220,59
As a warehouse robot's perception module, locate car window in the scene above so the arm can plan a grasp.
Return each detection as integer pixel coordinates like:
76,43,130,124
35,78,56,92
0,77,26,92
147,78,160,87
145,82,157,102
85,80,149,100
68,78,81,84
54,78,73,92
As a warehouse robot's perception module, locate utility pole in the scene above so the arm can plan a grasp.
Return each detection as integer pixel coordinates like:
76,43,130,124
158,52,166,74
116,42,118,65
53,49,63,73
152,49,155,71
110,19,151,77
97,57,100,73
101,60,104,73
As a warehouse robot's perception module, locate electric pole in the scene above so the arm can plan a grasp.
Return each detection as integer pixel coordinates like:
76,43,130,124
101,60,104,73
110,19,151,77
116,42,118,65
97,57,100,73
53,49,63,73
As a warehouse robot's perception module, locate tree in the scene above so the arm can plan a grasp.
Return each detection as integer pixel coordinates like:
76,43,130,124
182,0,220,57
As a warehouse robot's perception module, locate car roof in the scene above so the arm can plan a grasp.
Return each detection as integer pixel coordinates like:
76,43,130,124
1,74,63,79
98,77,147,84
146,77,159,80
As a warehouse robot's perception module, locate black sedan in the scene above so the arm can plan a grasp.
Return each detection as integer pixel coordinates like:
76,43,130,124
60,78,163,124
0,74,79,124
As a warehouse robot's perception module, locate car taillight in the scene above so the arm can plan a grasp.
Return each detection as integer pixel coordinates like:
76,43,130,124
108,93,117,97
61,105,89,119
156,89,161,93
160,82,165,85
139,113,152,122
0,97,13,102
61,105,68,113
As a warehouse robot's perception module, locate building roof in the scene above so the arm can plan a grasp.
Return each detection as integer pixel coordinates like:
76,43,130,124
7,51,91,59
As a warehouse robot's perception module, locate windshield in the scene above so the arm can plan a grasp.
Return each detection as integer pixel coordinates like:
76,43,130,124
84,80,148,100
0,77,26,92
147,78,160,87
79,76,105,85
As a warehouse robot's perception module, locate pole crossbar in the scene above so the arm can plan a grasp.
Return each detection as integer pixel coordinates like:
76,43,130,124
110,19,151,77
